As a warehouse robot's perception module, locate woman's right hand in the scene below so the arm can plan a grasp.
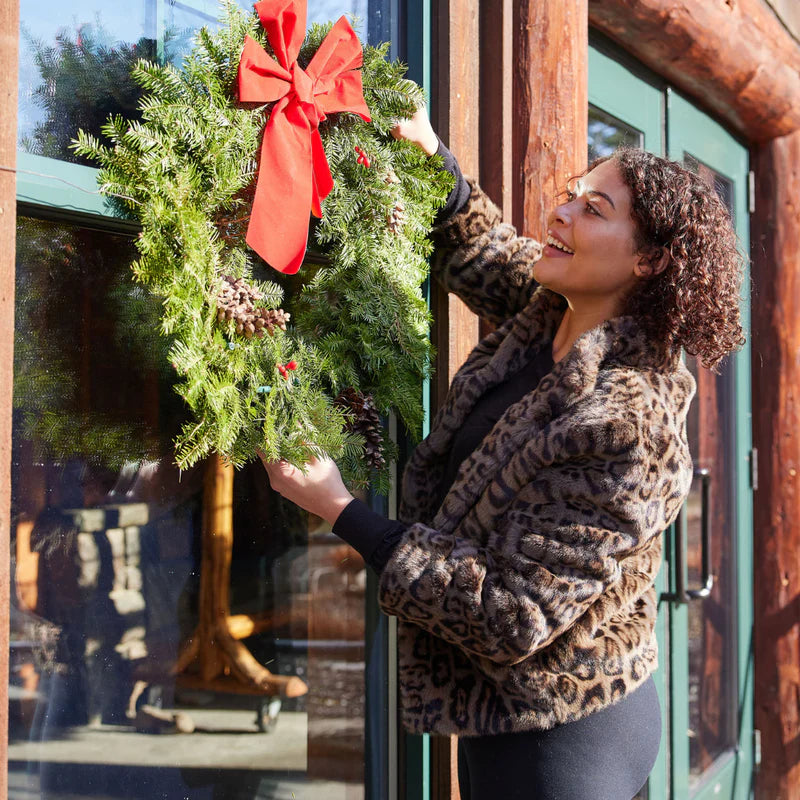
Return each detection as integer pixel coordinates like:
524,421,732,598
391,106,439,157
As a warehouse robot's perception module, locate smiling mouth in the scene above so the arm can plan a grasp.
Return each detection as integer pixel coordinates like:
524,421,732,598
546,233,574,255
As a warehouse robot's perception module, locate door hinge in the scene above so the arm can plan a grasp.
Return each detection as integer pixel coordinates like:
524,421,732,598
748,170,756,214
754,728,762,767
750,447,759,491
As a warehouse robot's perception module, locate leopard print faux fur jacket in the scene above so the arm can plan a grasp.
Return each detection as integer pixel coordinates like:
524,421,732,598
377,178,696,737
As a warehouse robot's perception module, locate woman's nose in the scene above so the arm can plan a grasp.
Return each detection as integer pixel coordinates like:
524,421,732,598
548,203,571,228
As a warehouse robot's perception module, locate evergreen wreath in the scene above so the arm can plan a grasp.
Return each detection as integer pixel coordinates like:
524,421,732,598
73,0,453,493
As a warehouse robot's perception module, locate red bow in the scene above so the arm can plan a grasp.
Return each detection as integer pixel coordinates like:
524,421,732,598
238,0,371,274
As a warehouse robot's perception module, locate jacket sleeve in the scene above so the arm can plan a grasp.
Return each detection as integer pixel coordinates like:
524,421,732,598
377,416,673,666
429,177,543,326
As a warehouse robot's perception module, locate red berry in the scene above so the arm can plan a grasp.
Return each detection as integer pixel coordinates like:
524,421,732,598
286,361,297,370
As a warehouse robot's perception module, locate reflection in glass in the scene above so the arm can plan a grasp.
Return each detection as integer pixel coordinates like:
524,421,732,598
9,217,370,798
588,105,644,162
18,0,155,165
681,158,739,785
18,0,373,166
683,354,738,785
684,154,734,223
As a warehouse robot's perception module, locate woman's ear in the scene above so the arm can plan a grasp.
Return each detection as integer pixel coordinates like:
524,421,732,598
635,247,670,278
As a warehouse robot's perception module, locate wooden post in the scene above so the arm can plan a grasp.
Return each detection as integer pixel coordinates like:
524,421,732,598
750,129,800,800
513,0,588,239
0,0,20,794
430,0,481,412
429,0,481,794
429,1,588,796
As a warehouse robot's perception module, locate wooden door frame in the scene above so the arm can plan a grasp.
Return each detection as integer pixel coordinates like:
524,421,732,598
1,0,20,797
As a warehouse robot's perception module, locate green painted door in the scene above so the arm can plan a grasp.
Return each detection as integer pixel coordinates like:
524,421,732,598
589,43,754,800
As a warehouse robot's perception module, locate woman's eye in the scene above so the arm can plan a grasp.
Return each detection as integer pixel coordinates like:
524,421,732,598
585,202,599,216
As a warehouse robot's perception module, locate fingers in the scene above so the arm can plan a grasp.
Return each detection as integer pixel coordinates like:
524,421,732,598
257,450,292,488
390,107,436,153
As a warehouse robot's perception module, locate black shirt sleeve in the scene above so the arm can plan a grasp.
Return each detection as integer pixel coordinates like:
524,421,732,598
434,135,472,226
332,498,407,574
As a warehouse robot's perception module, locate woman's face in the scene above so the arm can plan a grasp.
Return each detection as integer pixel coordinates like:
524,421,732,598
533,159,645,310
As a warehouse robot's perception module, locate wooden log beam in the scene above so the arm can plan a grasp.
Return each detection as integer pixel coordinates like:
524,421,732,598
750,130,800,800
513,0,588,239
0,0,20,794
588,0,800,142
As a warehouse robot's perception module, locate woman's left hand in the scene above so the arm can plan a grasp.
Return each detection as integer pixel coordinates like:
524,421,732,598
258,452,355,525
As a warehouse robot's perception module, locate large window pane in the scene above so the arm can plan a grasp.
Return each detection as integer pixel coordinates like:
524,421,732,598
9,212,369,798
18,0,376,167
13,1,397,796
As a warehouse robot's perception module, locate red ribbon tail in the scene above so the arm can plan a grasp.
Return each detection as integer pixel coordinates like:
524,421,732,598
309,130,333,218
246,103,313,274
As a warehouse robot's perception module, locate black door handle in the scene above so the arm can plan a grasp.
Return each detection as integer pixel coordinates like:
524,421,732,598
662,467,714,604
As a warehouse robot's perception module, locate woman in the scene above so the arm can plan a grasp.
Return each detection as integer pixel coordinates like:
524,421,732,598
261,110,745,799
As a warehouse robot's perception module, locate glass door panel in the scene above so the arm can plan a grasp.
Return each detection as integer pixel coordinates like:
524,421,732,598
683,353,739,784
588,106,643,162
667,90,753,800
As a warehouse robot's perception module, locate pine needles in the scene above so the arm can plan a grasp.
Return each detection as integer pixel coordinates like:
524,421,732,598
72,0,452,491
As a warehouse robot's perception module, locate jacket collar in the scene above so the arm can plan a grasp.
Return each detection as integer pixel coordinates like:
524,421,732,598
410,286,688,528
427,286,678,460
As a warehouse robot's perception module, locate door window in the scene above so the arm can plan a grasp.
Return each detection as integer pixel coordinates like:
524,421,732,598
588,105,643,161
679,158,743,790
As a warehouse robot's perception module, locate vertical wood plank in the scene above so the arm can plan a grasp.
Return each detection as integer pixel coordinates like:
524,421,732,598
477,0,514,342
479,0,514,219
429,0,481,795
0,0,20,794
430,0,481,417
750,130,800,800
513,0,588,238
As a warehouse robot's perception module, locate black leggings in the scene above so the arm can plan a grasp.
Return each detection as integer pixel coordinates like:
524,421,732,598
456,675,661,800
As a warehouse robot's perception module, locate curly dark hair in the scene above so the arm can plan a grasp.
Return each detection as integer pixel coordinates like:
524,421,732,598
591,147,746,372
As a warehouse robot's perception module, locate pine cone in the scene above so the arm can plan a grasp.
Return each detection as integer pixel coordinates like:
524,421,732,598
335,388,386,471
215,275,290,339
386,201,406,235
